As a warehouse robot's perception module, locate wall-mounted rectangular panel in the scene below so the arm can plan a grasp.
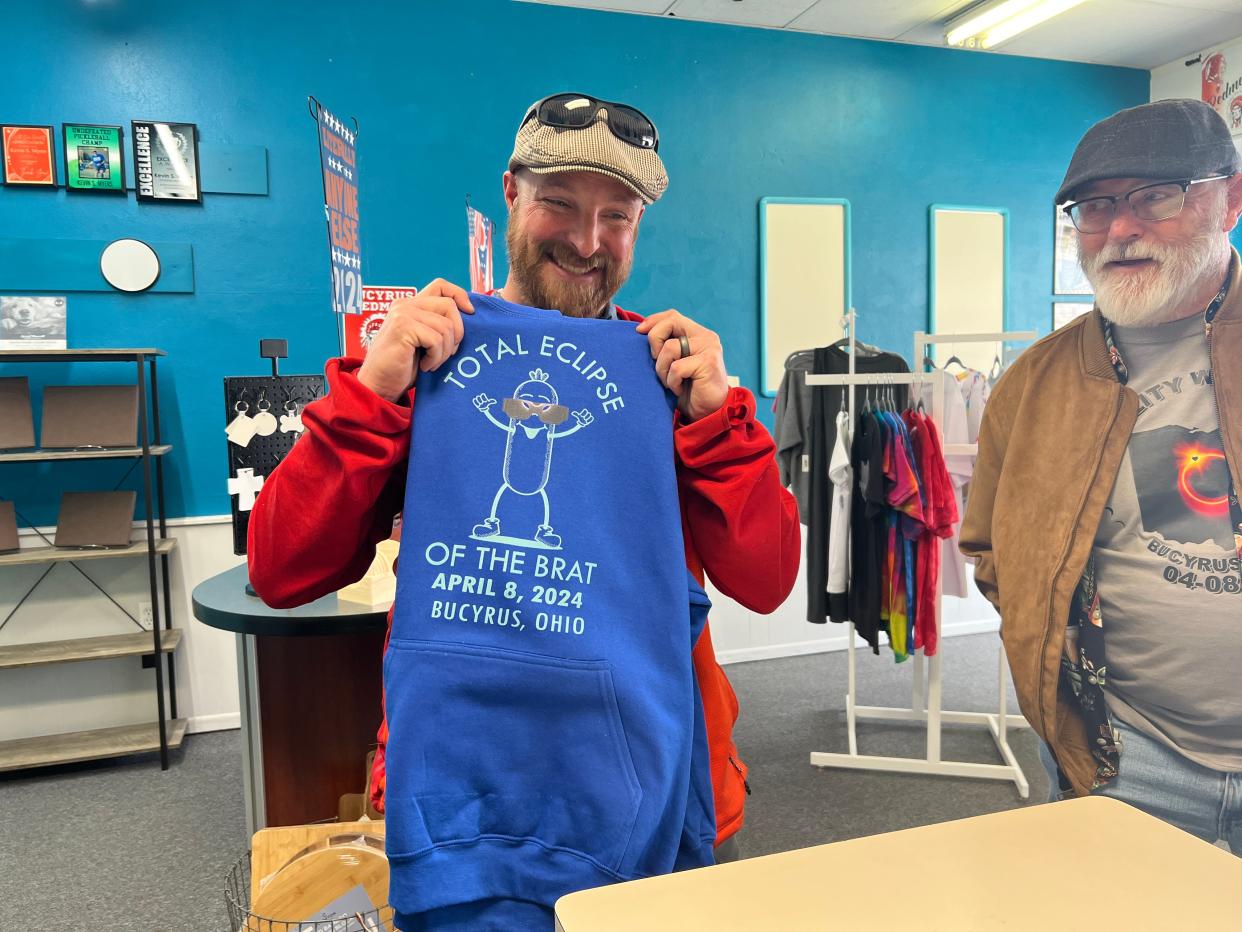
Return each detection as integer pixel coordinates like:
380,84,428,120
760,197,850,397
113,143,268,196
0,238,194,293
929,205,1007,374
193,143,269,196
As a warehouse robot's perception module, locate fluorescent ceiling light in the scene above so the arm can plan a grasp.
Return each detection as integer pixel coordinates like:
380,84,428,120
945,0,1088,50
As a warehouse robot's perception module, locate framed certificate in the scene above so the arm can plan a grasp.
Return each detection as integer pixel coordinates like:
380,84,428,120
1,124,56,186
63,123,126,193
131,120,201,203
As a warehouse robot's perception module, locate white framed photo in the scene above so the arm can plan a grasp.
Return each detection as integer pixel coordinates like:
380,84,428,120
1054,301,1092,331
0,295,67,349
1054,208,1093,296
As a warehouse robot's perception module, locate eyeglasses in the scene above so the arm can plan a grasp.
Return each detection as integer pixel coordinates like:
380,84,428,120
521,93,659,152
1063,175,1232,234
503,398,569,425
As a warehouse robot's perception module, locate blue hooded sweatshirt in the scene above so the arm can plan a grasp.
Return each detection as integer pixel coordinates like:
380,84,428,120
384,293,716,930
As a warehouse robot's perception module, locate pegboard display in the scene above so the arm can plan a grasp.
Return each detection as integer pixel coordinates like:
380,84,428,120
224,374,325,555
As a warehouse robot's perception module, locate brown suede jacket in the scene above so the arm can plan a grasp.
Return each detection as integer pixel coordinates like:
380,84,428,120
960,253,1242,796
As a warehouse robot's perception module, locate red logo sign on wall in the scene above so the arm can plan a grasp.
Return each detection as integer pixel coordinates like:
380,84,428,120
1201,52,1242,132
343,285,418,358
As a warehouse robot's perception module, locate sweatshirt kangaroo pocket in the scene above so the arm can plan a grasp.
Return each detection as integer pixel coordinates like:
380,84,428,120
383,639,644,875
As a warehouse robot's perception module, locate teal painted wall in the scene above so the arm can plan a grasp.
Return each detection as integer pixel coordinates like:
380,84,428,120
1,0,1148,520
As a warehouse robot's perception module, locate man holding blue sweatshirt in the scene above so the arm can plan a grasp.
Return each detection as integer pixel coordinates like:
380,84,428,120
249,93,799,930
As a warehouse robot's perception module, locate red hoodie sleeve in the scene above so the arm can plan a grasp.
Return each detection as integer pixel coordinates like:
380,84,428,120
247,357,412,608
674,386,800,614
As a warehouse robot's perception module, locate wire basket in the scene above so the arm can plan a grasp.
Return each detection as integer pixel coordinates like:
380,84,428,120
225,851,397,932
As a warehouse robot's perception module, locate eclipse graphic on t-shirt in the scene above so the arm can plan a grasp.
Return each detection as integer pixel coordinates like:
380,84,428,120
1175,443,1229,518
1130,425,1233,549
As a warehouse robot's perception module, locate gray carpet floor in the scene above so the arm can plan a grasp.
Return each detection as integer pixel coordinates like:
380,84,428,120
1,633,1047,931
2,724,247,931
727,635,1048,858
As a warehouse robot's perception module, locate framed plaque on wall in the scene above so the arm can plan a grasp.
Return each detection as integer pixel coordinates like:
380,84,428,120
131,120,201,203
63,123,126,193
1,124,56,186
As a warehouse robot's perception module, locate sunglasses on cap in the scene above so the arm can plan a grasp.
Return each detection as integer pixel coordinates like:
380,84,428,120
521,93,659,152
503,397,569,425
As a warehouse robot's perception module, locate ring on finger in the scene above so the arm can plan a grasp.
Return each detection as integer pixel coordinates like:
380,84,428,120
679,335,691,359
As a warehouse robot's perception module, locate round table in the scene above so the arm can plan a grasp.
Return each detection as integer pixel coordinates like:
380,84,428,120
193,563,391,833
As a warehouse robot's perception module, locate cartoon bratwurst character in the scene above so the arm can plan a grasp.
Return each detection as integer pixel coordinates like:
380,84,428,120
471,369,593,548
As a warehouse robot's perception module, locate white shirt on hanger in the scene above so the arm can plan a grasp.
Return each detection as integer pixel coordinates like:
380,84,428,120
922,370,973,598
957,369,990,443
827,409,852,601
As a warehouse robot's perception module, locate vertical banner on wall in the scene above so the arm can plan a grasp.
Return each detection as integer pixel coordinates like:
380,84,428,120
466,203,495,293
313,98,362,315
343,284,418,358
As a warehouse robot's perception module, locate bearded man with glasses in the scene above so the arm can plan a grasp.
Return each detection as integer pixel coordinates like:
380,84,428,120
962,98,1242,852
247,93,799,925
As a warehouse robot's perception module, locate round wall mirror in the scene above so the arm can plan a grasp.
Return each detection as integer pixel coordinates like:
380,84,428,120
100,239,161,292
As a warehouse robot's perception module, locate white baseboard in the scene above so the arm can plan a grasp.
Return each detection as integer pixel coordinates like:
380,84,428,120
716,617,1000,666
187,712,241,734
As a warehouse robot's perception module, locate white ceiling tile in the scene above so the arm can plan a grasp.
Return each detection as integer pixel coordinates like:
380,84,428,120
665,0,818,29
893,19,965,47
518,0,676,13
1148,0,1242,13
996,1,1242,68
883,0,1130,51
786,0,971,40
516,0,1242,70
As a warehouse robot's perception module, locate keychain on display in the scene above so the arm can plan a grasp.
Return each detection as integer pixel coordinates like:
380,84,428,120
252,390,278,437
227,466,266,512
279,396,306,434
226,393,259,448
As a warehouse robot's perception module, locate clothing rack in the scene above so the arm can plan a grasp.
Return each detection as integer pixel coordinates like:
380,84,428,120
803,319,1037,796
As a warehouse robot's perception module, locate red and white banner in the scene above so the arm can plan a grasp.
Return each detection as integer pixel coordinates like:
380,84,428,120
466,205,495,293
343,284,417,358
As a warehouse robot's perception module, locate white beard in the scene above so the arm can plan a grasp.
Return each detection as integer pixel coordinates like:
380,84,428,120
1080,208,1230,327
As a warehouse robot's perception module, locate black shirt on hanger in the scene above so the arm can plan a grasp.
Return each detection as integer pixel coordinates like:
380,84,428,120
805,344,910,625
848,411,887,652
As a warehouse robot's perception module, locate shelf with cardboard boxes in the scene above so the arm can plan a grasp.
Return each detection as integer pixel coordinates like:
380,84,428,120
0,348,184,772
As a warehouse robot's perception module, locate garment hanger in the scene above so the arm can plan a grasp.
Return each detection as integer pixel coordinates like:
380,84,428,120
942,354,967,371
784,348,815,368
829,336,883,357
988,352,1004,384
830,315,883,356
